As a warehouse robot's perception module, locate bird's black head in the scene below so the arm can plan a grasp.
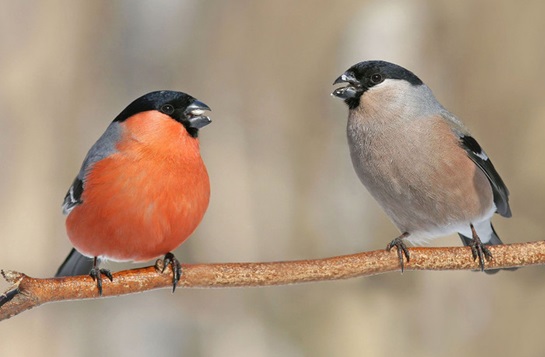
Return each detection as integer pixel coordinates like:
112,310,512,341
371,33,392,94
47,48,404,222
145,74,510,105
332,60,423,109
113,90,212,137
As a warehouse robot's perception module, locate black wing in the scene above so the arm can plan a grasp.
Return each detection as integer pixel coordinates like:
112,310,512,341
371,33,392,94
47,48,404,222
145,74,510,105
459,135,511,217
62,177,84,215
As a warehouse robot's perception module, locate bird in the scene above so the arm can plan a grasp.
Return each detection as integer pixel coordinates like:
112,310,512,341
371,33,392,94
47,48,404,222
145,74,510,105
55,90,212,294
332,60,516,273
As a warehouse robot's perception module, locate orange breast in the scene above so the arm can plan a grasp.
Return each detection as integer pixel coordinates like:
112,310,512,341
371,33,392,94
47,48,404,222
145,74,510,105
66,111,210,262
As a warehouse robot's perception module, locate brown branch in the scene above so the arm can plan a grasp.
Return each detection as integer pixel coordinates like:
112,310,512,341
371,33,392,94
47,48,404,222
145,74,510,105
1,241,544,321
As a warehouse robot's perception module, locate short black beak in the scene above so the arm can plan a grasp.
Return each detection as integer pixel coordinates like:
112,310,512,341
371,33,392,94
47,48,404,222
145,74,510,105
186,100,211,112
332,72,357,85
332,72,359,99
333,75,345,85
186,100,212,129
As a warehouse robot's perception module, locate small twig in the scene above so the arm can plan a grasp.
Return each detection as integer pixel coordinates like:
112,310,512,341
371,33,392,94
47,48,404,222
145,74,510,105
1,241,543,321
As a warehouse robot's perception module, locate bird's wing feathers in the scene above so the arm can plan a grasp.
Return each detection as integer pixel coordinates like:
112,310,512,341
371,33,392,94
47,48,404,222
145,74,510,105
439,111,511,218
457,134,512,218
62,177,84,214
62,122,122,215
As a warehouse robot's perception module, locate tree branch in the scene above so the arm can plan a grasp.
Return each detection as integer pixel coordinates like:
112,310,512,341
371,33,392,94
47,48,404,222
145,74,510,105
1,241,543,321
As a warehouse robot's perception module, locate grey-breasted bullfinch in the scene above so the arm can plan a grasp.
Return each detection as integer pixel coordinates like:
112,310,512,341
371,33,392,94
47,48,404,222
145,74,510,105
332,60,516,273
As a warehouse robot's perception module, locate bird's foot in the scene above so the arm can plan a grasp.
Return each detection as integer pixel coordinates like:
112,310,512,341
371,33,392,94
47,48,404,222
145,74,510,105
89,267,113,296
156,252,182,293
386,232,410,272
469,224,493,271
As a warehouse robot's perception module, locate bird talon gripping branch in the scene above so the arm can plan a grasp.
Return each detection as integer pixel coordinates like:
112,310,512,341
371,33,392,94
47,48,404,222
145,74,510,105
89,266,112,296
332,60,516,274
386,233,411,272
55,91,212,289
160,252,182,292
469,223,494,271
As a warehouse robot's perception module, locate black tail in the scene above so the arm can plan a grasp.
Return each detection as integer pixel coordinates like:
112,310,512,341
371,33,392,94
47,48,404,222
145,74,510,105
458,224,517,274
55,248,97,277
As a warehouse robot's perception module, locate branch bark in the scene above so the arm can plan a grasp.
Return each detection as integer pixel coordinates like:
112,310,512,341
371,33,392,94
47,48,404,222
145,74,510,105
1,241,543,321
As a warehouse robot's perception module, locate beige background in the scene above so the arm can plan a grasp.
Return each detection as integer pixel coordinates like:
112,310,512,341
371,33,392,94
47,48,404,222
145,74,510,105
1,1,544,356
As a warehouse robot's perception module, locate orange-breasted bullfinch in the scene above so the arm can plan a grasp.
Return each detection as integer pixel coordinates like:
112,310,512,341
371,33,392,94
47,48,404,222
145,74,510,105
332,60,516,273
55,90,212,294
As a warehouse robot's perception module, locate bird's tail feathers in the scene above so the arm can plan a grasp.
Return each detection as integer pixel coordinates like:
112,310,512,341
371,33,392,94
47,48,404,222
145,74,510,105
55,248,97,277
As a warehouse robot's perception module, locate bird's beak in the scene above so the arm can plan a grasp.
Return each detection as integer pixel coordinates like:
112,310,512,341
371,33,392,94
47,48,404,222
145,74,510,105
332,72,359,99
186,100,212,129
333,73,357,85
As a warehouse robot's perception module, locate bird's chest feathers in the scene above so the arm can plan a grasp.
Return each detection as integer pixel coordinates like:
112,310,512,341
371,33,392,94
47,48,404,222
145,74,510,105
84,118,209,214
347,110,452,192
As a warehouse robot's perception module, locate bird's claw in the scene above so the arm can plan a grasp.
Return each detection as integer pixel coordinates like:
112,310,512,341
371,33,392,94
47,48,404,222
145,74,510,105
89,267,113,296
469,224,494,271
386,233,410,272
156,252,182,293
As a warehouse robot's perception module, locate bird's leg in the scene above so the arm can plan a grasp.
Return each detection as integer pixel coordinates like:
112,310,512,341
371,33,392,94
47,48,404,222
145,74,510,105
156,252,182,293
386,232,410,272
469,223,493,271
88,257,113,296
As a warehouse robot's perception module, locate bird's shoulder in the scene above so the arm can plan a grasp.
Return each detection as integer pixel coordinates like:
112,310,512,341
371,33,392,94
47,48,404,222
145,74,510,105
62,122,122,215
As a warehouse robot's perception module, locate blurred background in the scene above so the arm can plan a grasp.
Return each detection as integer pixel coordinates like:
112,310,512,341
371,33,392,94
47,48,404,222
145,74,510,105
1,0,544,356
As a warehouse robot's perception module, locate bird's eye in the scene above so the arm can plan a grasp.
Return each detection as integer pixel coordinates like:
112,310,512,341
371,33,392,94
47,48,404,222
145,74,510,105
370,73,383,84
161,104,175,114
